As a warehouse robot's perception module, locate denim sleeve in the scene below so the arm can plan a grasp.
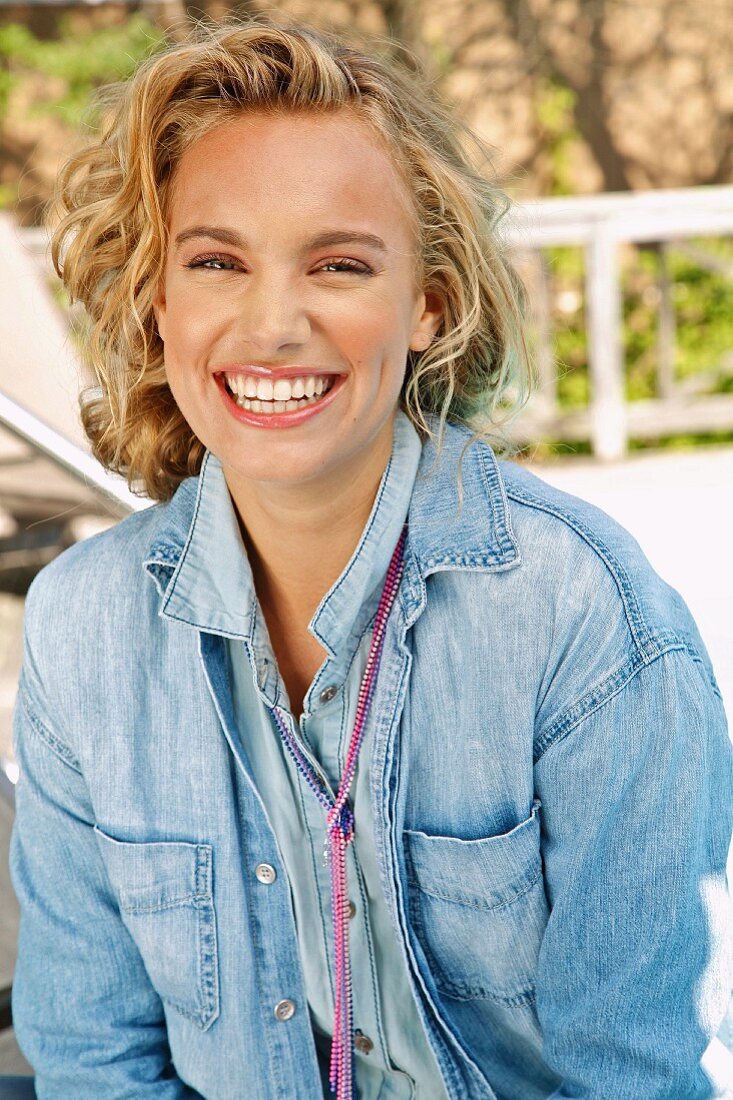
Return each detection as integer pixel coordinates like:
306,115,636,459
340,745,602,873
9,676,203,1099
533,645,733,1100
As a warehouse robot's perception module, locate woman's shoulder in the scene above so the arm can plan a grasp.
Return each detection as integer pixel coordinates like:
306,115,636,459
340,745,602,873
488,448,719,690
15,501,171,736
26,500,164,608
19,479,198,669
419,424,708,664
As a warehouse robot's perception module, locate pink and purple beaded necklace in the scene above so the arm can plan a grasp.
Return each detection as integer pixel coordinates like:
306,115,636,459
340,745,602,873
268,523,407,1100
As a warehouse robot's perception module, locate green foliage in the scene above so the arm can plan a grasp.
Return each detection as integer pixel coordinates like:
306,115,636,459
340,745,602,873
542,237,733,401
534,76,578,197
629,429,733,451
0,15,165,128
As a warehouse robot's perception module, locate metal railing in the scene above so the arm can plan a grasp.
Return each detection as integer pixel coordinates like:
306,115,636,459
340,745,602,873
0,392,147,516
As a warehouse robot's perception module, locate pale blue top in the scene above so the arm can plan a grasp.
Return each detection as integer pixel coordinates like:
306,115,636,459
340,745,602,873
222,410,448,1097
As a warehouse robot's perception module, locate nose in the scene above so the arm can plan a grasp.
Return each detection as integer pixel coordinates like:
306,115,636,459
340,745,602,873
236,272,311,354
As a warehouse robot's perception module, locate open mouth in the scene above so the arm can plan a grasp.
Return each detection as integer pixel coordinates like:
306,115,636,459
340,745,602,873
220,372,337,415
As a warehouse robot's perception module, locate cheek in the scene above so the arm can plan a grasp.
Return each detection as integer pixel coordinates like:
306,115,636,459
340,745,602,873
164,301,212,355
333,299,410,362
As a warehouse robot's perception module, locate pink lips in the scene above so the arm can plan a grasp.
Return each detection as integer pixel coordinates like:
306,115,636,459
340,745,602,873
215,371,346,429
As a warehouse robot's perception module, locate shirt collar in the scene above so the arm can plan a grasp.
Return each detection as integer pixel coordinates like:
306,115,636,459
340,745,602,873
146,409,422,652
143,412,521,639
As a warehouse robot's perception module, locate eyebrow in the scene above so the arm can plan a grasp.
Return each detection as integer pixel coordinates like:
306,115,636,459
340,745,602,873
173,225,388,253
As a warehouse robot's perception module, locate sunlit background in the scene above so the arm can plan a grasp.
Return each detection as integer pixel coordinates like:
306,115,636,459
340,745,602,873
0,0,731,1086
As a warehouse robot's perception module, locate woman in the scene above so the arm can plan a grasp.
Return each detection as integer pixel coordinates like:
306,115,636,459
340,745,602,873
9,16,732,1100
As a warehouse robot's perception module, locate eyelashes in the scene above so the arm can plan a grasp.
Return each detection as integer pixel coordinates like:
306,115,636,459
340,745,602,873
184,253,374,276
319,258,373,275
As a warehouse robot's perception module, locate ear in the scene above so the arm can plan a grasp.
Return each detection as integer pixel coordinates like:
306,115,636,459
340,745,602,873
409,290,443,352
152,283,166,344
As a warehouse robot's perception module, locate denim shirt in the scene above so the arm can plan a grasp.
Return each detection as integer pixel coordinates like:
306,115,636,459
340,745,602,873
219,413,447,1096
9,413,733,1100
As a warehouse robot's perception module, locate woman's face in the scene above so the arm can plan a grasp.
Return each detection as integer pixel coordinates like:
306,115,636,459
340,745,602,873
153,109,442,500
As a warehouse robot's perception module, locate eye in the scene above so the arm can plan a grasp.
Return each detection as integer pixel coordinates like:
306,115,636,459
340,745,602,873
317,258,373,275
182,254,374,275
185,253,240,271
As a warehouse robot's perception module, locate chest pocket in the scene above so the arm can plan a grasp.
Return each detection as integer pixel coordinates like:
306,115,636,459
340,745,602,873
93,826,220,1031
402,798,547,1005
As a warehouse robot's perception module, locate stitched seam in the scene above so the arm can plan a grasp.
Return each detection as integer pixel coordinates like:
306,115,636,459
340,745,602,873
122,894,203,913
160,452,210,616
505,484,661,658
406,865,542,913
310,458,392,650
18,688,82,772
686,648,724,701
295,767,334,1003
371,646,410,889
194,845,218,1025
478,444,519,559
407,892,537,1006
354,852,391,1061
161,994,207,1024
534,640,692,762
437,974,536,1007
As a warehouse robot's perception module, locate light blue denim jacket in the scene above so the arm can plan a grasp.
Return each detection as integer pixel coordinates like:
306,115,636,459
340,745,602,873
9,413,733,1100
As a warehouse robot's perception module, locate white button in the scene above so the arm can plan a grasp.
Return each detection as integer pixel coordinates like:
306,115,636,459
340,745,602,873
255,863,277,885
318,684,337,704
354,1030,374,1054
274,999,296,1021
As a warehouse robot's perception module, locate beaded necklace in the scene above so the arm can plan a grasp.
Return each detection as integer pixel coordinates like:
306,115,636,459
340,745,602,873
268,523,407,1100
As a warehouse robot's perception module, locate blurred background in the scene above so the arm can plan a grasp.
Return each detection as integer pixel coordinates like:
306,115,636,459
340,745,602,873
0,0,731,1087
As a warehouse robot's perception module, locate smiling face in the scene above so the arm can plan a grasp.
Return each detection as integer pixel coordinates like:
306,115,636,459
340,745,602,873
153,109,442,506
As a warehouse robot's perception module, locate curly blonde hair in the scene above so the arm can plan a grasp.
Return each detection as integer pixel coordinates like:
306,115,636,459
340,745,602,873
49,13,534,503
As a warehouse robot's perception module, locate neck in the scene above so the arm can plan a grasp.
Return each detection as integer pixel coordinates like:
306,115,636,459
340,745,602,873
224,423,394,623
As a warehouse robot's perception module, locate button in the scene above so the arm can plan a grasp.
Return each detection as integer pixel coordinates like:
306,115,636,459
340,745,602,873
257,660,268,688
347,900,356,919
318,684,338,704
274,999,296,1021
255,862,277,885
354,1030,374,1054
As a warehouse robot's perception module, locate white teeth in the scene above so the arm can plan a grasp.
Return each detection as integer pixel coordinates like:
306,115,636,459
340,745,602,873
224,372,338,414
224,372,335,401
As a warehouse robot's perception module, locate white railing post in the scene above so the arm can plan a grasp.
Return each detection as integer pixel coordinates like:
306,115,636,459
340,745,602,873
586,226,627,460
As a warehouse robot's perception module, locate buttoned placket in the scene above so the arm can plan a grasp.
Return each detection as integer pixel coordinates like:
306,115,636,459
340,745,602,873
245,629,404,1090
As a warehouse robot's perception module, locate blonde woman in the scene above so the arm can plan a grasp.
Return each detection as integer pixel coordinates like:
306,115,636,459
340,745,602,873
9,16,732,1100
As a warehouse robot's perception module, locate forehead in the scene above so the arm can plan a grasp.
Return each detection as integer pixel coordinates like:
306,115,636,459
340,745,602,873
168,109,416,248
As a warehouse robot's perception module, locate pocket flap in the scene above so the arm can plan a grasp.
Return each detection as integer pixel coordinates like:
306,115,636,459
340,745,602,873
403,798,542,910
93,826,213,913
92,825,219,1029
